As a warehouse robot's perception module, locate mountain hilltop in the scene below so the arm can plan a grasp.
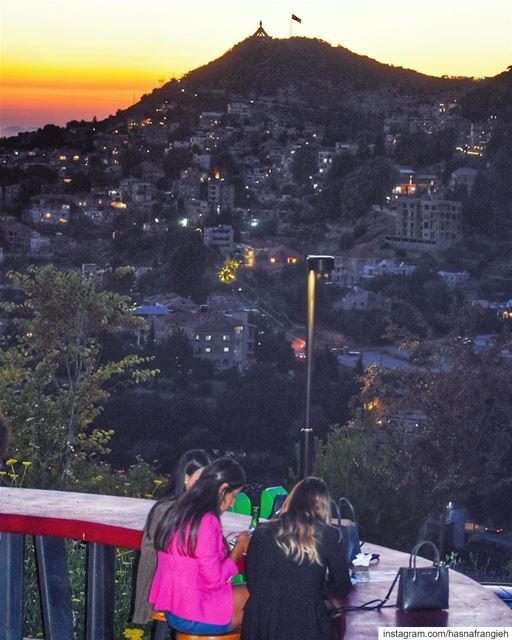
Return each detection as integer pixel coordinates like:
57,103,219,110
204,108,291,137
123,34,474,119
184,35,467,95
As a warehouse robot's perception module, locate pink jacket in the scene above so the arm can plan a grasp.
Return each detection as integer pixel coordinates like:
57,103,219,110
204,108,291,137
148,512,238,625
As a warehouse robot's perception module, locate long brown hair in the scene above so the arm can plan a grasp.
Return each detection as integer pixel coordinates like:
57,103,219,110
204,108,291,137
146,449,212,535
274,477,331,565
154,458,246,555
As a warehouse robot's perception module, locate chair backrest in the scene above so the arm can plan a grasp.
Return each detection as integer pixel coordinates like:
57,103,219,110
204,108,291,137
228,491,251,515
260,486,288,519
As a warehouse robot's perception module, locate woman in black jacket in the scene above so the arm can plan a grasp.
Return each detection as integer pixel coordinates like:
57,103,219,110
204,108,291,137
241,477,352,640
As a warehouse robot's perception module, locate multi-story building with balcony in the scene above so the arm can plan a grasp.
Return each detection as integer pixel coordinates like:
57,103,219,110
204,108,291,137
28,194,78,225
387,196,463,251
207,179,235,210
119,179,155,204
203,225,234,251
0,216,50,253
163,309,252,372
227,102,252,118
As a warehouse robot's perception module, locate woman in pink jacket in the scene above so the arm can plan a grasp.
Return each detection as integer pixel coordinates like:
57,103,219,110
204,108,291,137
149,458,249,634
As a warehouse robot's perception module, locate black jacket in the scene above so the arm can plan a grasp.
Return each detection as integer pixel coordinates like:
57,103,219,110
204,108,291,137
241,521,352,640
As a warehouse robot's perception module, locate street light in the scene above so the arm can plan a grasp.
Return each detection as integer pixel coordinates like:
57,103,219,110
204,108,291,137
301,255,335,478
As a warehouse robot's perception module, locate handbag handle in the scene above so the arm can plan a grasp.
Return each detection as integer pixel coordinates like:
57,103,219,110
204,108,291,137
331,499,343,545
338,497,356,521
409,540,441,580
331,499,342,525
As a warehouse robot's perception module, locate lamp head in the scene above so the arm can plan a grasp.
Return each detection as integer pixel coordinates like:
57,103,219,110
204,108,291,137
307,255,335,280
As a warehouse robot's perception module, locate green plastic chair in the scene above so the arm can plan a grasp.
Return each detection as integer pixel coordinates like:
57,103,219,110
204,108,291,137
228,491,252,515
260,486,288,519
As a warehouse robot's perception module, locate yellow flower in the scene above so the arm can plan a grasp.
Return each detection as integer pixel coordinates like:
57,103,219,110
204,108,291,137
122,630,144,640
153,479,163,485
8,473,19,480
0,471,6,476
5,458,17,466
144,493,153,498
22,461,32,467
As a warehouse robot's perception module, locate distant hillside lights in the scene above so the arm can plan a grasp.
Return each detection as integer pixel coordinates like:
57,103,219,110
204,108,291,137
497,300,512,320
127,117,152,130
237,243,299,270
30,194,74,225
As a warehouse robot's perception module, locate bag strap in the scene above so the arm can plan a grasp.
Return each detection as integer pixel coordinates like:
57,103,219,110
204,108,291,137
338,497,356,521
330,569,400,617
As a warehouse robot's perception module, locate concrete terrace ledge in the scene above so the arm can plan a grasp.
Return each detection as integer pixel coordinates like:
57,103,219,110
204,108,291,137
0,486,252,548
0,487,253,640
1,487,511,639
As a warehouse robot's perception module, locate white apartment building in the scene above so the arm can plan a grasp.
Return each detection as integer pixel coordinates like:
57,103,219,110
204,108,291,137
387,196,463,251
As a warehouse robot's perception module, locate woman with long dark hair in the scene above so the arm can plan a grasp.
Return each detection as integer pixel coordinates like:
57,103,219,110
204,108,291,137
241,477,352,640
149,458,249,634
132,449,212,624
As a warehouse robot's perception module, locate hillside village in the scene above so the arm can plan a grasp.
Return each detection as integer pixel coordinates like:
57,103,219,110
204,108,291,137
2,26,512,569
0,29,511,375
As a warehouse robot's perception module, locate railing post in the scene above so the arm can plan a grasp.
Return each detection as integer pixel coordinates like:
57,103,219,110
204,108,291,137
0,532,24,640
35,535,74,640
86,542,115,640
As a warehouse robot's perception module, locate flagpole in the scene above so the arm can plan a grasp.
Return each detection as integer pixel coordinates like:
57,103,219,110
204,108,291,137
290,16,292,38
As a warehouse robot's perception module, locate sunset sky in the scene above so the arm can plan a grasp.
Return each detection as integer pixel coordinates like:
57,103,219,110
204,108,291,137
1,0,511,134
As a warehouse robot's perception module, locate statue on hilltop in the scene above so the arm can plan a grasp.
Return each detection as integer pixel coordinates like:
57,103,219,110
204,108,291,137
252,21,271,38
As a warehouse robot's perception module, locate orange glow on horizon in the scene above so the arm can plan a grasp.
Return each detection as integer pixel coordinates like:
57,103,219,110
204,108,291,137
1,0,511,132
1,86,153,129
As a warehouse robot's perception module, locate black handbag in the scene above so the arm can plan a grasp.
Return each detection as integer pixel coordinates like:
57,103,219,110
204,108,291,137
397,540,449,611
331,497,361,562
330,540,449,617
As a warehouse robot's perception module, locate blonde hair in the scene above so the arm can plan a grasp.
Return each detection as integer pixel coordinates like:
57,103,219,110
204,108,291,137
274,477,331,566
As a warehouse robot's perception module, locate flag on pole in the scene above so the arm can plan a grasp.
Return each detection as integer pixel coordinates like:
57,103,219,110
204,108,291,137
291,14,302,24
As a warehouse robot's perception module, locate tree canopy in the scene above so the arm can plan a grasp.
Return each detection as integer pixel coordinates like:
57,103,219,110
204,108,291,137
0,265,157,489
